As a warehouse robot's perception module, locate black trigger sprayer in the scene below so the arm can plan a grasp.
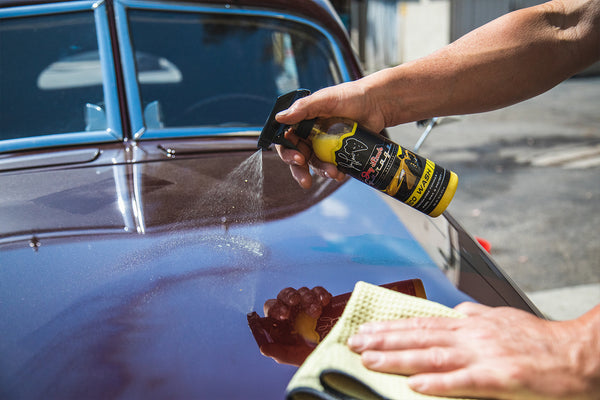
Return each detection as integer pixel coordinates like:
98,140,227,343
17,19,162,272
258,89,458,217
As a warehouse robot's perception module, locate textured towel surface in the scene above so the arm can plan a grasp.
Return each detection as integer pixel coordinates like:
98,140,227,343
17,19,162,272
286,281,474,400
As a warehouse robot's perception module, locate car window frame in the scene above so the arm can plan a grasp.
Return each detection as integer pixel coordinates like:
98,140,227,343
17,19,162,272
0,1,123,154
114,0,352,141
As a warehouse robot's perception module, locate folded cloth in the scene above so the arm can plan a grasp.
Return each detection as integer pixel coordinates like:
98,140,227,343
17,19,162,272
286,281,474,400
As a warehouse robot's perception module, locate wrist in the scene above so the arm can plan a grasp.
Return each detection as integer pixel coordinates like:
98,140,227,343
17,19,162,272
573,305,600,395
359,66,416,127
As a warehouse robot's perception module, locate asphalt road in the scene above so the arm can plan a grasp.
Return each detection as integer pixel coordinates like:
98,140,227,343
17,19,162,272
388,76,600,319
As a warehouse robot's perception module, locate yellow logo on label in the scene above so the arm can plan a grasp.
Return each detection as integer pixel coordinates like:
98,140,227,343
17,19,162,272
405,160,435,207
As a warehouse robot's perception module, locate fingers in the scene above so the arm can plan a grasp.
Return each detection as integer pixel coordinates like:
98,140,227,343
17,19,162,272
289,164,313,189
275,89,337,126
347,317,469,375
264,298,291,321
407,369,507,399
359,347,466,375
277,287,302,306
298,287,331,318
312,286,332,307
357,315,463,334
308,155,346,182
274,100,309,126
275,135,313,189
276,143,345,189
275,145,305,167
265,286,333,320
264,286,302,320
348,328,455,353
275,113,347,188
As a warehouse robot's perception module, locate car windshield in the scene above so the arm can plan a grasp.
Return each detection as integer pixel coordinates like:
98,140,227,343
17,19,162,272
126,9,343,129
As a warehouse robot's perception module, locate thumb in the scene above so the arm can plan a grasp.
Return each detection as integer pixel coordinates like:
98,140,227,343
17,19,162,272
275,98,315,125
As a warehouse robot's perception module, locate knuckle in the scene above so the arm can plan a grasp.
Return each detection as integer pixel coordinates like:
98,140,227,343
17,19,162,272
277,287,301,306
300,288,317,305
297,286,310,296
263,298,278,316
367,334,386,349
413,330,434,348
312,286,332,306
265,299,291,320
410,318,432,330
427,347,450,370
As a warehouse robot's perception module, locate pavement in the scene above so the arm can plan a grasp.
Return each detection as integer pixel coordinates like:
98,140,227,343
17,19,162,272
387,76,600,321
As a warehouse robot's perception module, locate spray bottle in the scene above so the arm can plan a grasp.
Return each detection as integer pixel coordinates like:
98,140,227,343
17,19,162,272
258,89,458,218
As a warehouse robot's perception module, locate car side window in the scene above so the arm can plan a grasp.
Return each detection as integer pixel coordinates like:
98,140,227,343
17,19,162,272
126,9,342,129
0,11,105,141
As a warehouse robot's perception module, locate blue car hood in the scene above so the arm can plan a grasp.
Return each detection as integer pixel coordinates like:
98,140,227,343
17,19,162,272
0,150,471,399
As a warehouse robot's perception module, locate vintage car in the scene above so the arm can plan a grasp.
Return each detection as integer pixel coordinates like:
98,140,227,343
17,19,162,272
0,0,540,398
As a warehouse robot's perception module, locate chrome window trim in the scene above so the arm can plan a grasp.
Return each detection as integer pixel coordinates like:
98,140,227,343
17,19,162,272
0,1,123,154
0,1,94,17
114,0,351,141
114,1,145,140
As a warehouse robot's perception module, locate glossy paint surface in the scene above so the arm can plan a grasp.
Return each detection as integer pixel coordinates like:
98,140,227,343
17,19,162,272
1,149,473,398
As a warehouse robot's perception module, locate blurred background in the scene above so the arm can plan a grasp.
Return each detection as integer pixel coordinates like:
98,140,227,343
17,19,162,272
332,0,600,74
331,0,600,320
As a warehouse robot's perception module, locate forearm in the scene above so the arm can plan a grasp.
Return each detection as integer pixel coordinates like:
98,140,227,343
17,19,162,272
362,0,600,125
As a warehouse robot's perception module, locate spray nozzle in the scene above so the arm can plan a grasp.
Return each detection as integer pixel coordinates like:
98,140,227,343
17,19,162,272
257,89,311,151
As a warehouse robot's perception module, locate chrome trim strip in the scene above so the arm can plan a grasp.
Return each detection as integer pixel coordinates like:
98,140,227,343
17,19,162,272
112,162,137,233
94,0,124,140
115,0,350,141
131,156,146,234
114,1,146,139
0,149,100,172
0,133,113,154
0,1,94,17
0,229,131,247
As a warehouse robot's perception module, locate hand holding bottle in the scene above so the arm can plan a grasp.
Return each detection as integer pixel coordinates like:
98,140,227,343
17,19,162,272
273,126,345,189
270,88,458,218
274,81,387,189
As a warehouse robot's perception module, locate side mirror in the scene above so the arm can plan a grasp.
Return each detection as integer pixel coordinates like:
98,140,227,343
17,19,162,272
413,116,461,151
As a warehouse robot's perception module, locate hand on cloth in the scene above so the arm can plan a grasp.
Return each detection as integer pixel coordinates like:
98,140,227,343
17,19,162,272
347,302,600,400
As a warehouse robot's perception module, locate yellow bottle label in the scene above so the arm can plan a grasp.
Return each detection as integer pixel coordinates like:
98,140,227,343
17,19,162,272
312,122,357,165
311,122,457,217
404,159,436,207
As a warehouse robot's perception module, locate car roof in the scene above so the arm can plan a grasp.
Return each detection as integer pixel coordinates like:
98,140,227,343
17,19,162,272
1,0,343,29
0,0,342,29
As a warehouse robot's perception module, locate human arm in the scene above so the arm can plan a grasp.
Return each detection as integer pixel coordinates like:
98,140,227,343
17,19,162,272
347,302,600,399
276,0,600,187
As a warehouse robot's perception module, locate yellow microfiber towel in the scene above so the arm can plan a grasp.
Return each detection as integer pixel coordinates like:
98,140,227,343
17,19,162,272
286,281,475,400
